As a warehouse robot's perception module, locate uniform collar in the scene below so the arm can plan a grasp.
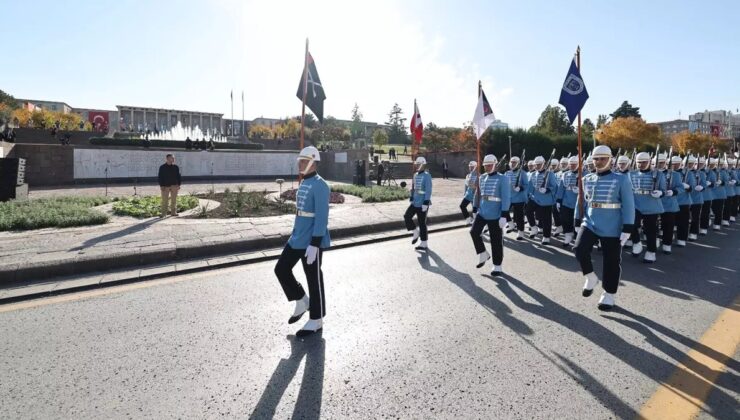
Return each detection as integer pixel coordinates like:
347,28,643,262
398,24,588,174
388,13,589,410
596,170,612,177
303,172,318,180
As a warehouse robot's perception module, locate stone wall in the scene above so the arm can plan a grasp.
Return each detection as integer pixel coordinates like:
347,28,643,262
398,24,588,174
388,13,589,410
426,151,478,178
7,144,75,185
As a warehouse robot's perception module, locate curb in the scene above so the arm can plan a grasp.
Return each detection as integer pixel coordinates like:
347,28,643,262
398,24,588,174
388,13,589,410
0,212,464,282
0,220,468,305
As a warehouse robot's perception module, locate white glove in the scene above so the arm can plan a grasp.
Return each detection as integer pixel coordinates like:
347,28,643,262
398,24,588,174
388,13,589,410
682,183,690,190
620,232,630,246
665,190,674,197
498,217,507,229
706,181,713,187
716,180,723,186
650,190,663,198
731,180,737,185
422,204,429,212
695,185,704,192
513,186,521,192
571,187,579,193
538,187,547,194
304,245,319,265
556,202,561,211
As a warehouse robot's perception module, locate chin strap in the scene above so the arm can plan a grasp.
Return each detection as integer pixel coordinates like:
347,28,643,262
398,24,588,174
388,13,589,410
300,158,315,175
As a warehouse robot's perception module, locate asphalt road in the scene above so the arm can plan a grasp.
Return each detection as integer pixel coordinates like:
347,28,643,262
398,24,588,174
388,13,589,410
1,224,738,419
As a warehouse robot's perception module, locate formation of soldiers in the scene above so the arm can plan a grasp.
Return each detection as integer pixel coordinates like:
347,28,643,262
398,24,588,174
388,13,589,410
273,145,737,335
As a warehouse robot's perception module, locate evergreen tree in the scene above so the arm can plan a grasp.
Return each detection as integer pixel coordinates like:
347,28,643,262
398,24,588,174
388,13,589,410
385,103,408,144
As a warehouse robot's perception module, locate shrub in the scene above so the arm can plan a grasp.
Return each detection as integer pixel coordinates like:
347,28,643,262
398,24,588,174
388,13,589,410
330,184,408,203
280,189,345,204
112,195,199,218
0,197,112,231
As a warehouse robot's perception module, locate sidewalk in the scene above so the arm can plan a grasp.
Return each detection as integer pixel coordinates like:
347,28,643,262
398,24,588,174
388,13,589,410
1,178,468,285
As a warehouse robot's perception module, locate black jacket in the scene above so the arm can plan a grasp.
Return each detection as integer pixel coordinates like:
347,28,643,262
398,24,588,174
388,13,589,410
158,163,181,186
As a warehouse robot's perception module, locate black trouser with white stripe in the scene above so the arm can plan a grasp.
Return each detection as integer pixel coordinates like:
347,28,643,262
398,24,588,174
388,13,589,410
560,205,575,234
700,200,712,229
510,202,526,232
631,210,658,252
552,204,562,228
689,203,702,235
676,205,690,241
660,211,677,246
404,205,428,241
525,201,536,228
534,203,553,238
723,196,734,221
274,244,326,320
470,215,503,265
711,199,725,227
574,227,622,294
459,198,472,219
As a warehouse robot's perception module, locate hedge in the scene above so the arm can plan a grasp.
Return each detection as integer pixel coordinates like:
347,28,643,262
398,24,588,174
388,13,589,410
0,197,112,231
89,137,264,150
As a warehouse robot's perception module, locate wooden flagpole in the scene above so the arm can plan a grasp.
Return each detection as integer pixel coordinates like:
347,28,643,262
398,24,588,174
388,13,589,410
299,38,309,182
477,81,482,176
576,46,584,217
411,99,417,180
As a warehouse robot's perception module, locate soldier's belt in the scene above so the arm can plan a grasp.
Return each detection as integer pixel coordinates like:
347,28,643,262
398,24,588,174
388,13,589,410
634,189,652,195
482,196,502,202
297,210,315,217
589,202,621,209
415,190,426,194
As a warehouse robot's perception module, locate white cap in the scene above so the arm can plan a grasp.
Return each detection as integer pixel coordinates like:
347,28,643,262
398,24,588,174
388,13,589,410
592,145,612,158
415,156,427,165
298,146,321,162
670,156,682,164
483,154,498,164
636,152,651,162
709,158,718,164
568,156,579,164
510,156,521,162
698,156,706,163
585,156,593,164
656,153,668,162
534,156,545,164
617,155,631,164
560,157,569,164
469,160,478,167
687,155,697,164
550,159,559,166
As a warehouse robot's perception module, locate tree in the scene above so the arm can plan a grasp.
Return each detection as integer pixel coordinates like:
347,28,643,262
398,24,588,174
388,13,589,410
671,131,727,156
420,122,451,152
248,124,273,139
385,103,408,144
596,114,609,128
595,117,662,151
276,118,300,139
610,101,641,119
372,128,388,149
350,103,364,140
581,118,595,140
0,89,19,125
530,105,575,136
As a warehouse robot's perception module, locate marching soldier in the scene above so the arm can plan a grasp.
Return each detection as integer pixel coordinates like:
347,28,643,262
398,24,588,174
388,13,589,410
698,157,713,235
708,158,725,230
525,160,538,234
550,158,564,237
616,155,631,175
629,152,666,263
404,156,432,250
674,156,695,247
527,156,559,245
720,159,735,225
274,146,330,336
657,153,681,254
575,145,635,311
471,154,511,276
505,156,528,240
556,156,580,247
687,156,705,241
460,161,478,225
731,158,739,222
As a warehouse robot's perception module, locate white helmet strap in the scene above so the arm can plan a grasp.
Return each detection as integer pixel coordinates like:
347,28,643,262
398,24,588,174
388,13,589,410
300,157,315,175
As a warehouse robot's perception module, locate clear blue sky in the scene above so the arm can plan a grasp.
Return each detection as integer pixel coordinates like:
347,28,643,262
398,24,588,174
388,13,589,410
1,0,738,128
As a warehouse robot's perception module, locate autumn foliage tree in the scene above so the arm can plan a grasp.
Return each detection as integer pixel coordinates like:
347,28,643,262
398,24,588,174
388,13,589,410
595,117,663,151
671,131,730,156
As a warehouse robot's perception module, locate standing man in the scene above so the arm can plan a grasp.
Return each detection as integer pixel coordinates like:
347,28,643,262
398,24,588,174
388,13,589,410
158,154,181,217
470,155,511,276
376,161,385,186
556,156,580,247
442,159,449,179
505,156,528,240
687,156,705,241
460,161,478,225
576,146,634,311
629,152,666,263
527,156,558,245
274,146,330,336
404,156,432,250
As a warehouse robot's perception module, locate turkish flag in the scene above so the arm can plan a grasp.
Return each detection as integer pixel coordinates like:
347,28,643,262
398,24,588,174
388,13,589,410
410,100,423,144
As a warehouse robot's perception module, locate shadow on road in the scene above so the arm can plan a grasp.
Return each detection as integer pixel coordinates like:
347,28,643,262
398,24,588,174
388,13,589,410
249,334,325,420
490,273,738,419
416,249,533,336
69,218,162,251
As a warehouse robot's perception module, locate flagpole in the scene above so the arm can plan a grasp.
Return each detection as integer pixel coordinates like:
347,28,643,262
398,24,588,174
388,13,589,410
231,90,234,136
576,46,584,218
241,91,244,138
411,99,417,180
477,80,482,175
300,38,309,151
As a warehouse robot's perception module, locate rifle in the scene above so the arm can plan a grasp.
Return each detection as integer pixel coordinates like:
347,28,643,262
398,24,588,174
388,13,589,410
541,148,557,189
666,146,674,186
631,148,637,171
495,154,507,173
515,148,527,188
682,150,691,183
613,148,622,170
652,143,661,190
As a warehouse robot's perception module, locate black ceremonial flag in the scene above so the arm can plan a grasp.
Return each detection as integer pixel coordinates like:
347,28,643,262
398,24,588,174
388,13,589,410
296,52,326,123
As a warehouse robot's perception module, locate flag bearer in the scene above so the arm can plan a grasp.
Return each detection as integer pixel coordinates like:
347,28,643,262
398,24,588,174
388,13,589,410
628,152,666,263
471,154,511,276
274,146,330,336
404,156,433,250
575,145,634,311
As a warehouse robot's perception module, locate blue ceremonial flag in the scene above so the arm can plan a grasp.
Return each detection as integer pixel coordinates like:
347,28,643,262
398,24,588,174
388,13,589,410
558,58,589,124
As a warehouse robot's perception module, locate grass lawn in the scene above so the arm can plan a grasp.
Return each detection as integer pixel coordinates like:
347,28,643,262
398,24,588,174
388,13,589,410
0,197,112,231
330,184,409,203
112,195,200,218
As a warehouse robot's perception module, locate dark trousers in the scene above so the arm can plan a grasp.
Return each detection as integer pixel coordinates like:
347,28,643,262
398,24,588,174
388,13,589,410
534,203,553,238
442,169,448,179
574,226,622,294
689,204,702,235
560,205,575,234
404,205,428,241
700,200,712,229
510,202,526,232
631,210,658,252
525,201,536,227
676,205,690,241
376,173,383,186
274,244,326,319
723,196,733,221
460,198,472,219
711,199,724,226
470,215,503,265
552,204,562,227
660,211,677,245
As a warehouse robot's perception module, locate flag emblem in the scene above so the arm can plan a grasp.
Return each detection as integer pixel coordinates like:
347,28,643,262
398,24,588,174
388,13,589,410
558,58,589,124
562,74,585,95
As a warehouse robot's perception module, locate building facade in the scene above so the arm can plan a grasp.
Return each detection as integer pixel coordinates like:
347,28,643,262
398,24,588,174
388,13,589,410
116,105,223,134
